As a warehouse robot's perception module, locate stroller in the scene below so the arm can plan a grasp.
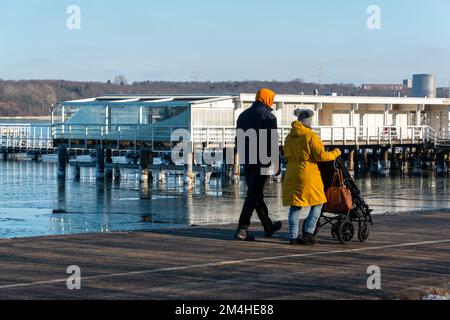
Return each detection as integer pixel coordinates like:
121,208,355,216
303,158,373,244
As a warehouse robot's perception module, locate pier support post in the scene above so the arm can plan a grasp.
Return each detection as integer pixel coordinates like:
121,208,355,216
348,149,355,172
139,149,149,183
222,147,234,184
412,148,422,176
114,164,121,181
446,154,450,174
402,148,409,174
199,167,212,188
390,147,398,175
151,169,159,184
380,148,390,175
184,152,195,190
158,169,167,184
96,148,105,179
57,146,67,178
105,149,113,180
232,147,241,184
362,149,368,173
370,149,379,175
73,161,81,180
436,152,446,175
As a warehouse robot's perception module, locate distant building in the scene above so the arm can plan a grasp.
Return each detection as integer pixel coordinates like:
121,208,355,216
362,83,406,91
437,87,450,98
411,74,437,98
403,79,413,89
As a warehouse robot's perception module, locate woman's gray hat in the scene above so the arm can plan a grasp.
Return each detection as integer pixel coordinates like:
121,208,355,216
294,109,315,121
294,109,315,128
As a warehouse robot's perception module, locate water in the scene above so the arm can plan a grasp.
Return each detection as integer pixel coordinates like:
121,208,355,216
0,160,449,239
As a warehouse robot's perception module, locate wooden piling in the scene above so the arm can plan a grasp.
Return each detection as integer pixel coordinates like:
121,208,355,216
436,152,446,175
380,147,389,175
362,149,369,173
232,147,240,184
57,146,67,178
222,147,234,183
114,164,121,181
412,148,422,176
348,149,355,172
370,149,379,175
105,149,113,180
390,147,398,174
73,161,81,180
184,151,194,189
96,148,105,179
446,153,450,174
402,148,409,174
139,149,149,183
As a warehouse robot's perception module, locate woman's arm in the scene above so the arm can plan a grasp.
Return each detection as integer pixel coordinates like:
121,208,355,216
310,132,341,162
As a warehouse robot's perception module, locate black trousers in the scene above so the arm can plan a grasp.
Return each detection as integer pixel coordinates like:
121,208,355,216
238,165,273,231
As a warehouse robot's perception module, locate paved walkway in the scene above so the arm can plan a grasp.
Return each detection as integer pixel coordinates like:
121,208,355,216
0,211,449,299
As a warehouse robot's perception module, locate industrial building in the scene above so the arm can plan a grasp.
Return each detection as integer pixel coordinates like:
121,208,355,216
411,74,437,98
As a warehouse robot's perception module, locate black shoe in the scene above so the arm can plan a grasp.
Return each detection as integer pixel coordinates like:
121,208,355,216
264,221,283,238
234,229,256,241
289,238,303,245
298,232,317,245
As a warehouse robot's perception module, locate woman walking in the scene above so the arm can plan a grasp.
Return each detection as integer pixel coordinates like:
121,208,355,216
283,109,341,245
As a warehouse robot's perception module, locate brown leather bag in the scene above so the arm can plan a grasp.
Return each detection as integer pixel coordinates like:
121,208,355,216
324,170,353,213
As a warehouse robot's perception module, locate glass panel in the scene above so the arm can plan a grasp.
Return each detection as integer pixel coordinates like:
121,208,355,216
148,106,188,124
64,105,106,125
111,106,139,125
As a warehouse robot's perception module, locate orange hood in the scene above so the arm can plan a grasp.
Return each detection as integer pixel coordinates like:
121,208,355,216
255,88,276,108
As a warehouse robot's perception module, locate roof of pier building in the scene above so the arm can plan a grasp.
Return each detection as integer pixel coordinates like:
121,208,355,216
61,95,237,107
239,93,450,107
61,94,450,110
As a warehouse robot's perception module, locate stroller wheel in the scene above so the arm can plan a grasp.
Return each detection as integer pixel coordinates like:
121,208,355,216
336,220,355,244
358,225,370,242
302,220,320,238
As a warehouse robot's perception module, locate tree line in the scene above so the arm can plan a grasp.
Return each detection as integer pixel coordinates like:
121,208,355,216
0,79,396,117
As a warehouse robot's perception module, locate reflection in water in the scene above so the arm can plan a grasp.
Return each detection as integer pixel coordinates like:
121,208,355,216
0,161,449,239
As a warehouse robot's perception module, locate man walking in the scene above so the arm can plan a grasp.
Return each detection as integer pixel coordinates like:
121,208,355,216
234,88,282,241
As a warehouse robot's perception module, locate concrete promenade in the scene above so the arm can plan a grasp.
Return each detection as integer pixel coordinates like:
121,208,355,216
0,211,449,300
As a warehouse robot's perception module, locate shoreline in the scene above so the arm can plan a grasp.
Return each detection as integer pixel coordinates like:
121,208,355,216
1,208,449,242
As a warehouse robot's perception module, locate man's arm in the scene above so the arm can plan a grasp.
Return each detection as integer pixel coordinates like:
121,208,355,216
263,114,281,174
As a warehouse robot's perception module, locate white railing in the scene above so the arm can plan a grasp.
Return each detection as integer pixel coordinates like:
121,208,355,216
0,124,53,149
309,126,436,145
0,123,439,150
194,125,437,147
53,124,189,149
192,126,236,145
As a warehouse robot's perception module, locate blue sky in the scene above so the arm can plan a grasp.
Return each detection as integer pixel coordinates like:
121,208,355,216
0,0,449,85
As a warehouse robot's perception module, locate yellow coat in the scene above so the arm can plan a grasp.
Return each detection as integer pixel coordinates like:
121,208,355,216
283,121,341,207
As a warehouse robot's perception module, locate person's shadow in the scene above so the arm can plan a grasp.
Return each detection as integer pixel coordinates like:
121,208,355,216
143,225,341,245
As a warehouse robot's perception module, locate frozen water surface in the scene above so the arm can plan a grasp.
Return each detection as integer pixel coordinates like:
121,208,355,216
0,161,449,239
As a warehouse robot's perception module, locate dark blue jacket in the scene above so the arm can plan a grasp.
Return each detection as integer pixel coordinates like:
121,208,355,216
236,101,279,167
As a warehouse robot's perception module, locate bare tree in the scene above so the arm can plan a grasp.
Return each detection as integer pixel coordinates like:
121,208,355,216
114,75,128,85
